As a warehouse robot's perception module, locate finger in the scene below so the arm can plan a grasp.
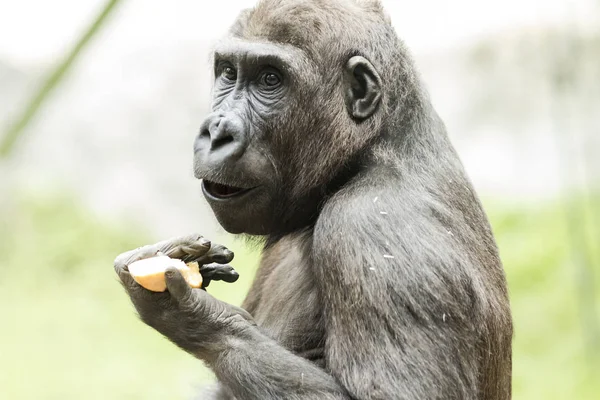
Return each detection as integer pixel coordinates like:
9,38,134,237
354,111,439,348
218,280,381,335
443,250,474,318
114,245,161,273
156,233,203,250
115,267,137,288
164,267,193,302
163,236,211,261
115,268,155,303
115,234,211,266
218,266,239,283
180,243,211,262
195,243,234,265
200,263,239,283
208,244,234,264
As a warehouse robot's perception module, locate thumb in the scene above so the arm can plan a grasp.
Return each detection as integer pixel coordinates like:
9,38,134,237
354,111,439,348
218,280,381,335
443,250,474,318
164,267,192,301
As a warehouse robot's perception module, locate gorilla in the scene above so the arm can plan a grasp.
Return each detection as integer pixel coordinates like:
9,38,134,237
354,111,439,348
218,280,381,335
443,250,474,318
114,1,513,399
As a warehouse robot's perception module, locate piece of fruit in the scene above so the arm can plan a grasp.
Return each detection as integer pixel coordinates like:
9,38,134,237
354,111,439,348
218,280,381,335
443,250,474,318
128,255,202,292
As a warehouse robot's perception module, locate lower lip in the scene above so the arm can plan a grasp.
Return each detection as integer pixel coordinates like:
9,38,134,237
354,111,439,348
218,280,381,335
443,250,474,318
201,181,257,201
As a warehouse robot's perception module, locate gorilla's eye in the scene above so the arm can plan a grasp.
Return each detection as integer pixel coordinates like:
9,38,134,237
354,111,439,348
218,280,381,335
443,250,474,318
222,66,237,81
263,73,281,87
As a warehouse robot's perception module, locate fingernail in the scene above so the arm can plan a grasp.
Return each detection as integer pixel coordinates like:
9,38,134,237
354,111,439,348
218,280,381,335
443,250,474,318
200,238,211,246
165,270,174,278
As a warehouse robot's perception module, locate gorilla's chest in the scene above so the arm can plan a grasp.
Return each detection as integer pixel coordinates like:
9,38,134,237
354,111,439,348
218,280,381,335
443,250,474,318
248,236,325,363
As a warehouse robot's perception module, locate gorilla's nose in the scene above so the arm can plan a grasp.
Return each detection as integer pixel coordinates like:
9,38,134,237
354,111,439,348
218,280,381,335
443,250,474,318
195,115,247,164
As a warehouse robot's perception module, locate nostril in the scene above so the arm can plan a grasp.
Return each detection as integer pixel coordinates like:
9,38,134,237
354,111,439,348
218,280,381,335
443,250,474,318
211,134,235,150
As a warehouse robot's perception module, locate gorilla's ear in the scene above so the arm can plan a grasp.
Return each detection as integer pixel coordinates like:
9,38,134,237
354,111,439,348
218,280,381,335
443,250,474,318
344,56,382,120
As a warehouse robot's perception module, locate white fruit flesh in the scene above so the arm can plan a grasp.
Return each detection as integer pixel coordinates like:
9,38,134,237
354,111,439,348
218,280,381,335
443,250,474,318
128,256,202,292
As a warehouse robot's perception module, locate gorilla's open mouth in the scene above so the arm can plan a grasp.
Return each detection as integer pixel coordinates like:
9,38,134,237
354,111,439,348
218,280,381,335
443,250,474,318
202,180,254,200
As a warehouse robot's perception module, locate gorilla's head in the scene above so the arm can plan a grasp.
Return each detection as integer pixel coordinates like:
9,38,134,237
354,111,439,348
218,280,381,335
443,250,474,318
193,0,408,236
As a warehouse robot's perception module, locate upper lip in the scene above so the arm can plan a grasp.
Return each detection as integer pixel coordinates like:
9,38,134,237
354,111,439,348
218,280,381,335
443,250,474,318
194,167,258,189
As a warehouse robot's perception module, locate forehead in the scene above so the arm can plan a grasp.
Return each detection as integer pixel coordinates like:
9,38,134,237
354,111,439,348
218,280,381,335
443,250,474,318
213,38,307,68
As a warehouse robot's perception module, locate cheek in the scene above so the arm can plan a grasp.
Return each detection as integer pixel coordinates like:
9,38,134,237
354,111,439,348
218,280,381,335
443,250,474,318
274,104,353,192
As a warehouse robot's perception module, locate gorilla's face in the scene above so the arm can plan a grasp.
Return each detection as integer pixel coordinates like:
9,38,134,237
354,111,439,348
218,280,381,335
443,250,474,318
193,38,381,236
193,41,291,235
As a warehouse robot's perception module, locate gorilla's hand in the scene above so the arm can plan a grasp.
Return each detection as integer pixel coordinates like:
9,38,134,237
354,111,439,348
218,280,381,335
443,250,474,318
114,234,240,287
114,234,253,359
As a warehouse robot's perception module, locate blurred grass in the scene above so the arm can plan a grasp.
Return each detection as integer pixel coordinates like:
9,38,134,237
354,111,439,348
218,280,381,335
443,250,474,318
0,194,598,399
487,195,600,400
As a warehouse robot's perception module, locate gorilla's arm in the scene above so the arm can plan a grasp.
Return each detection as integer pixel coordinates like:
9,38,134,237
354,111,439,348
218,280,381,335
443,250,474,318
119,275,348,400
312,185,483,400
115,235,348,400
203,326,347,400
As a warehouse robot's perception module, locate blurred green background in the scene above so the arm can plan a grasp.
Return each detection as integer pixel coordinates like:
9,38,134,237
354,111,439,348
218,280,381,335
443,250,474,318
0,0,598,399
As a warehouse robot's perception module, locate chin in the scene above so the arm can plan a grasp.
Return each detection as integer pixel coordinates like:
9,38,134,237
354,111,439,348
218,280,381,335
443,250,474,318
202,180,273,235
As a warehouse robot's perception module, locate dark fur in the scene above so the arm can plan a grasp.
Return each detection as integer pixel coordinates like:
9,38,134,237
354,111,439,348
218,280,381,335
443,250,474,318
121,1,513,399
220,1,513,398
